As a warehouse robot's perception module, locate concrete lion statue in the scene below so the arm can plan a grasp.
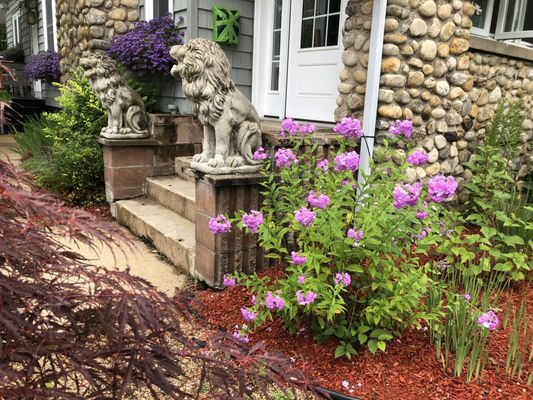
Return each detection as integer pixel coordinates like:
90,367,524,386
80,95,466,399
170,38,262,173
80,53,149,139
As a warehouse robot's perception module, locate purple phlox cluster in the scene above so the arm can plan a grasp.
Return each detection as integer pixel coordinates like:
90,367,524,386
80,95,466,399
294,207,316,227
296,290,317,305
428,175,458,203
233,324,249,343
291,251,307,265
393,182,422,209
317,159,329,172
307,191,330,209
265,291,285,310
274,148,298,168
24,51,61,82
407,150,429,165
300,123,316,135
477,310,499,331
297,275,306,284
347,229,364,242
208,214,231,234
108,15,184,76
334,272,351,286
223,274,236,287
280,118,300,136
240,307,257,322
252,146,267,161
242,210,263,233
389,119,414,138
413,228,429,241
464,293,471,301
334,151,360,172
334,117,363,139
416,201,428,220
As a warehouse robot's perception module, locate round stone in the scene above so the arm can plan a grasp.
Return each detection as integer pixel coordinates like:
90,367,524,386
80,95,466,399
435,80,450,96
108,7,127,21
428,18,441,38
432,107,446,119
338,83,353,94
450,38,469,54
435,134,447,149
440,21,456,41
379,89,395,103
381,57,402,73
378,105,403,119
342,49,358,67
437,4,452,20
437,44,450,58
427,147,439,162
354,70,367,84
449,87,464,99
407,71,425,86
385,18,399,32
114,20,128,33
410,18,428,37
385,33,408,44
420,40,437,61
383,44,400,56
408,57,424,68
381,74,407,87
419,0,437,17
425,162,441,175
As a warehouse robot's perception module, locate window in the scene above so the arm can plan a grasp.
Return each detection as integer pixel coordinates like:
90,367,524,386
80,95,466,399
271,0,282,91
139,0,145,20
300,0,341,49
12,11,22,47
471,0,533,44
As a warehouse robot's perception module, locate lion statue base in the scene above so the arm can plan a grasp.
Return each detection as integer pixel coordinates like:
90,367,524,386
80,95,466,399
80,53,149,140
170,38,262,175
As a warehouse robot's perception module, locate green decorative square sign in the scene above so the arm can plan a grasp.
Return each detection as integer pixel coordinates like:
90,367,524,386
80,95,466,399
212,5,240,45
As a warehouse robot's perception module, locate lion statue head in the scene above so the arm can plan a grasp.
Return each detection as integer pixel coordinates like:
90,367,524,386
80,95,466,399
79,52,123,107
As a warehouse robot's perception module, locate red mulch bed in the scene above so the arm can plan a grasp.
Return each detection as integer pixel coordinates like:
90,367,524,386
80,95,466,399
198,268,533,400
82,203,113,221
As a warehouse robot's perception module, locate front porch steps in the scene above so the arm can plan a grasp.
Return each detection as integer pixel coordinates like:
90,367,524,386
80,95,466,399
114,177,197,278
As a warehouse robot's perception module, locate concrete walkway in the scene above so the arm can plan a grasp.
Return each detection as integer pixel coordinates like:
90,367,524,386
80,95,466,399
0,134,191,296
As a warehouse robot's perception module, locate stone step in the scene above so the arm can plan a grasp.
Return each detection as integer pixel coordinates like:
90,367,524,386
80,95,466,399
114,198,196,277
146,176,196,223
175,156,196,182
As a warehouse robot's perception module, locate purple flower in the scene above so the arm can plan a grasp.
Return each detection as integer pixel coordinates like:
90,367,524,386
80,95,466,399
334,272,351,286
291,251,307,265
274,148,298,168
428,175,458,203
108,15,184,76
347,229,363,242
208,214,231,234
297,275,306,284
414,229,428,240
464,293,471,301
24,51,61,82
317,159,329,172
240,307,257,322
416,211,428,219
233,324,249,343
477,310,499,331
407,150,429,165
294,207,316,227
334,151,360,172
296,290,317,305
223,274,236,287
242,210,263,233
252,146,267,161
393,182,422,209
265,291,285,310
280,118,300,136
389,119,414,138
334,117,363,139
301,124,316,135
307,191,330,209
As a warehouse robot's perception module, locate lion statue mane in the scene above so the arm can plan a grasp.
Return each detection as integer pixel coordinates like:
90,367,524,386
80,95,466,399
170,38,262,172
80,53,149,139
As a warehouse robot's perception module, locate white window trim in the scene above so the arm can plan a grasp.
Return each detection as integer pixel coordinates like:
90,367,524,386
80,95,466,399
471,0,495,37
41,0,58,52
12,11,22,47
495,0,533,40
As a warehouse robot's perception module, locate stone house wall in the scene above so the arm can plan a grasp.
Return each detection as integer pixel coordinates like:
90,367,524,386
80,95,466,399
56,0,139,79
337,0,533,200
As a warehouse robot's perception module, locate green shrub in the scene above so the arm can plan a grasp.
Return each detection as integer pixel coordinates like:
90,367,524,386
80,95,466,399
20,73,107,204
14,115,54,159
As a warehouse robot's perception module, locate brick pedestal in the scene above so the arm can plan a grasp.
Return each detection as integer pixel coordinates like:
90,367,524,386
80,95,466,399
195,173,269,288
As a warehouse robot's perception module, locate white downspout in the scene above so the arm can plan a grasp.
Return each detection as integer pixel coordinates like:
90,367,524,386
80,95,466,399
358,0,387,185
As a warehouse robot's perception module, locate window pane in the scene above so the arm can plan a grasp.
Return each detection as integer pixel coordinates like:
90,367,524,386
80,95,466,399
274,0,283,30
503,0,533,32
329,0,341,13
314,16,327,47
523,1,533,30
471,0,488,28
315,0,328,16
301,18,314,48
272,31,281,58
303,0,315,17
271,62,280,91
327,14,340,46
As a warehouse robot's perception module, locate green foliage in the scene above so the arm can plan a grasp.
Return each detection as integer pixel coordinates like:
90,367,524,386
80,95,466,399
504,297,533,384
18,73,107,204
486,98,525,163
125,72,159,113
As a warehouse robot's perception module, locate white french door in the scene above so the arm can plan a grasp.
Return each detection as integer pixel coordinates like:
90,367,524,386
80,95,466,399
253,0,347,122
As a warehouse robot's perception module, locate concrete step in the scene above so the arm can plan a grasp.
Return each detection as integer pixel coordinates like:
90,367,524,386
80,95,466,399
114,198,196,277
146,176,196,223
175,156,196,182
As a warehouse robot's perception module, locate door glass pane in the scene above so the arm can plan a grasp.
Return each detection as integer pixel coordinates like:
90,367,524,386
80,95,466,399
271,62,280,91
329,0,341,13
273,31,281,58
314,16,327,47
303,0,315,17
327,14,340,46
301,19,314,48
315,0,328,16
274,0,283,30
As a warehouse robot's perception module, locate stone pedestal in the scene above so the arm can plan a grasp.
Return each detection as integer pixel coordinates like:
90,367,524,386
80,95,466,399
195,173,269,288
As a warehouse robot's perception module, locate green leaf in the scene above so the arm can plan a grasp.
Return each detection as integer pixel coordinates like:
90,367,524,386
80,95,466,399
377,340,386,352
368,339,378,354
358,333,368,344
334,344,345,359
